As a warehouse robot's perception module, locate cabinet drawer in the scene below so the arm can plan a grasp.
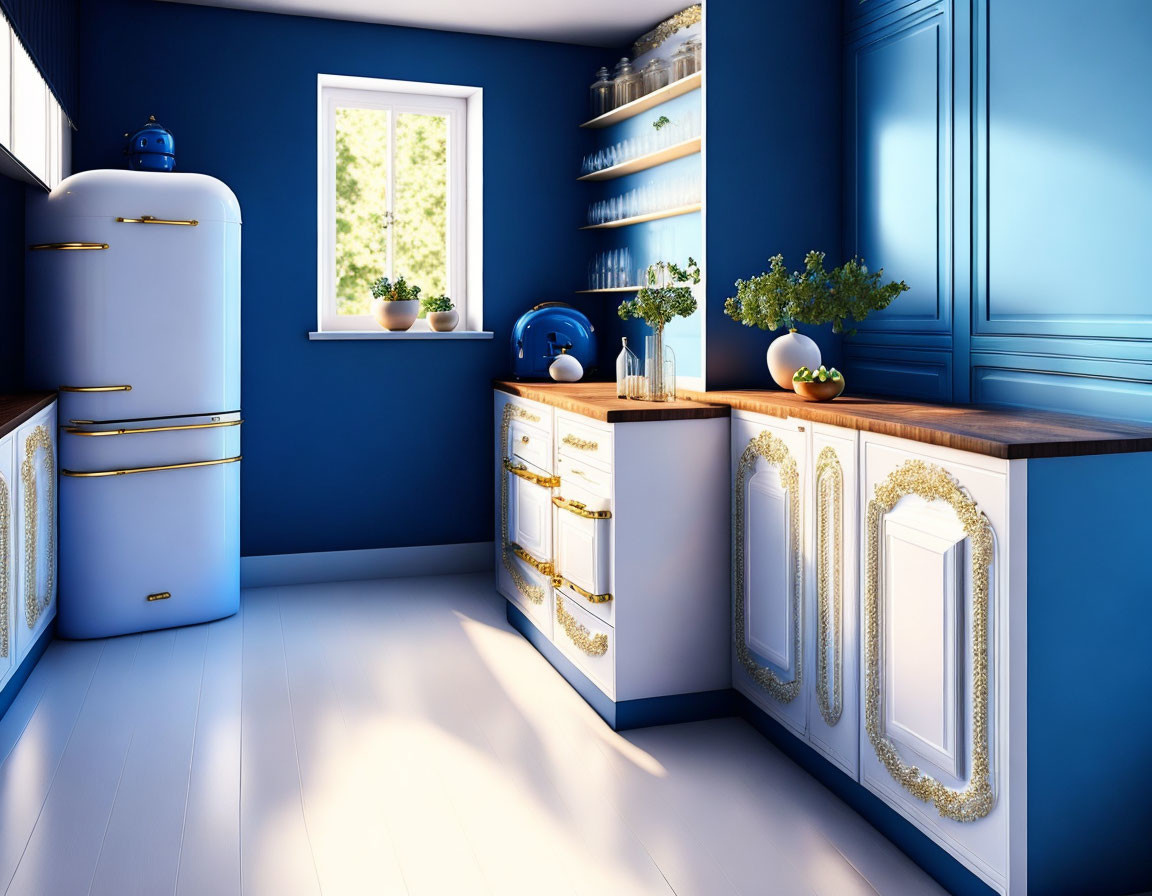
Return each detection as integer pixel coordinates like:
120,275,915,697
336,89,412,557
556,453,611,502
509,416,552,473
501,550,554,640
554,593,614,698
507,465,553,565
556,414,613,471
554,500,612,625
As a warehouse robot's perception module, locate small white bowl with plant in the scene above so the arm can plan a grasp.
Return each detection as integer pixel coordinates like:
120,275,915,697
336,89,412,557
370,276,422,331
422,294,458,332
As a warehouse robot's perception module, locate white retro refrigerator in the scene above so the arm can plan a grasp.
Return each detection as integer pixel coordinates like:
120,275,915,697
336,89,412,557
25,169,240,639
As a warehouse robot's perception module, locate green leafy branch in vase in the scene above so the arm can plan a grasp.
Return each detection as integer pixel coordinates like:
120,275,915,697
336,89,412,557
724,251,908,334
618,257,701,331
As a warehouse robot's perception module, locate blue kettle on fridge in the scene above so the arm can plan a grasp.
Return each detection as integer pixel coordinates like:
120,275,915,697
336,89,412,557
124,115,176,172
510,303,597,380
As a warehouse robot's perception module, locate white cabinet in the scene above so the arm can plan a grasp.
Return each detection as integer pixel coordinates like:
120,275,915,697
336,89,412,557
0,432,14,691
731,412,860,775
14,403,57,661
858,433,1016,891
494,389,730,717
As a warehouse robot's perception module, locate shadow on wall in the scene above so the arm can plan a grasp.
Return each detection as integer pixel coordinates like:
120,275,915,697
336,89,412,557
0,176,26,390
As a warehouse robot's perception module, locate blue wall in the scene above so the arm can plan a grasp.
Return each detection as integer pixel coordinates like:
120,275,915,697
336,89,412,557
843,0,1152,418
74,0,603,556
704,0,843,390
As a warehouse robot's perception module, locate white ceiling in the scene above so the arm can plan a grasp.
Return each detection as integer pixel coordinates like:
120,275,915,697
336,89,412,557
151,0,688,47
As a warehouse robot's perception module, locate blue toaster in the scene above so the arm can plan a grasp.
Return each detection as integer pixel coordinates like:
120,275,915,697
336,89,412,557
511,303,597,379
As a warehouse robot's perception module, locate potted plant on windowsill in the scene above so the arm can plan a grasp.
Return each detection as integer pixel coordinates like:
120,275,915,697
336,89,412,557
724,251,908,391
422,294,459,332
370,275,422,331
618,257,700,401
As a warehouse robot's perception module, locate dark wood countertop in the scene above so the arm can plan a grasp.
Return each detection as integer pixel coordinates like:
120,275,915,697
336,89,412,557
680,388,1152,459
494,381,729,423
0,393,56,441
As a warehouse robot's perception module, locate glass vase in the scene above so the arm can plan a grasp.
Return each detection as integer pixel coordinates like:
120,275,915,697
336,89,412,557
644,328,676,402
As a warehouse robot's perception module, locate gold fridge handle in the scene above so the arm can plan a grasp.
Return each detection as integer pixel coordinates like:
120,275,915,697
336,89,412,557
62,455,242,478
28,242,108,250
116,216,199,226
63,419,243,436
58,384,132,393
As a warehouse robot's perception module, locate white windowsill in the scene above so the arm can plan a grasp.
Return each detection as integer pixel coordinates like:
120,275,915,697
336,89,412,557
308,330,494,341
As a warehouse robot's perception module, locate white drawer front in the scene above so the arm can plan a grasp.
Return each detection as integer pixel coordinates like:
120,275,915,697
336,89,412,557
508,469,553,564
509,416,552,473
503,553,553,639
556,414,613,472
555,594,614,698
554,504,612,625
556,453,611,503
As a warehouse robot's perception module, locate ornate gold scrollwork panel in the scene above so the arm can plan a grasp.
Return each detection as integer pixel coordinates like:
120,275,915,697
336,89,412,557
815,446,844,727
733,431,802,703
22,425,55,631
865,460,994,822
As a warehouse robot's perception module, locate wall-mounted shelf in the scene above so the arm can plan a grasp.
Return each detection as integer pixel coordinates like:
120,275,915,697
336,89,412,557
578,137,702,182
580,203,702,230
575,286,641,294
580,72,702,129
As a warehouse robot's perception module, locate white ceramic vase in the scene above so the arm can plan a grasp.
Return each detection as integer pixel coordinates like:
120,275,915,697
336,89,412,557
766,329,821,390
371,298,419,331
548,350,584,382
427,309,459,332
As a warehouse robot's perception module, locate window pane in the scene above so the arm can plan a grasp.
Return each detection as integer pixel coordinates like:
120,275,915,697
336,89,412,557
334,106,390,316
394,112,449,314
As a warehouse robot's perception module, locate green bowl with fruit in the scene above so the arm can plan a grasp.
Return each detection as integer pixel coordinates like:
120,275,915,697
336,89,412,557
793,365,845,401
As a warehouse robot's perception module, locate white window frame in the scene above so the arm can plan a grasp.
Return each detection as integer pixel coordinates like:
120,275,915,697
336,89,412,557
315,74,485,338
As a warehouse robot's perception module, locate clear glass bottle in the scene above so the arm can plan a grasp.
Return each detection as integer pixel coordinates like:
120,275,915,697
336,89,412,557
613,58,640,108
616,337,639,399
589,66,613,117
641,57,670,96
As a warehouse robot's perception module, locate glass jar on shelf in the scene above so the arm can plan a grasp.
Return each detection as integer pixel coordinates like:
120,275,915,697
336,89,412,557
671,42,696,81
686,36,703,73
589,66,613,118
612,57,641,108
641,57,670,96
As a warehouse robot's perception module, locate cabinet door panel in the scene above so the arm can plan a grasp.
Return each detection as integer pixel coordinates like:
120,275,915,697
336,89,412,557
511,475,552,564
731,415,807,736
0,435,13,690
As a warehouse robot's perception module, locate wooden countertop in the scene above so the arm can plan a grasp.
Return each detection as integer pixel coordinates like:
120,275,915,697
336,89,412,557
494,381,729,423
0,392,56,441
680,388,1152,460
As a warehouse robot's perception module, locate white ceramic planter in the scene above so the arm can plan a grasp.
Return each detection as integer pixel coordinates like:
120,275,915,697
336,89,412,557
371,298,420,331
766,330,821,390
427,309,459,332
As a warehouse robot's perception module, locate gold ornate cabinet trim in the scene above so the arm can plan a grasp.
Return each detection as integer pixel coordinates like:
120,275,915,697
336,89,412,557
0,474,9,658
815,446,843,727
734,430,802,703
556,600,609,656
22,425,55,630
500,403,548,606
865,460,994,822
561,433,599,453
632,4,702,57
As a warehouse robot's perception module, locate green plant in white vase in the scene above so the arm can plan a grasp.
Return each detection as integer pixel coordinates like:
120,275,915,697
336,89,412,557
724,251,908,390
422,294,458,332
370,275,423,331
618,257,700,401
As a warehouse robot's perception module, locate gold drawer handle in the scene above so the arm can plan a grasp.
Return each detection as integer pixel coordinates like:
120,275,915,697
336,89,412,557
116,216,199,226
552,495,611,519
147,591,171,602
59,384,132,393
509,543,554,577
64,419,242,436
29,242,108,251
520,435,530,444
553,575,612,604
556,601,609,656
62,455,242,478
562,433,599,452
503,458,560,489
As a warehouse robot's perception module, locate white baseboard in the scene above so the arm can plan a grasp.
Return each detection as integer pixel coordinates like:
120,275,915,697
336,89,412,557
241,541,494,589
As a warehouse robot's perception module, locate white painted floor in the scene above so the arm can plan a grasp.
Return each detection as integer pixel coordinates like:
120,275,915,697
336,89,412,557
0,574,948,896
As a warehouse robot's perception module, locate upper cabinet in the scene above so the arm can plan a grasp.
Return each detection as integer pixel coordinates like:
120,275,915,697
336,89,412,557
0,11,70,190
